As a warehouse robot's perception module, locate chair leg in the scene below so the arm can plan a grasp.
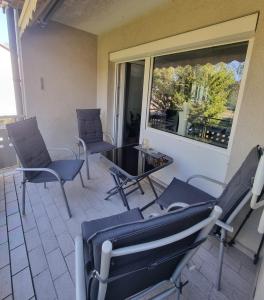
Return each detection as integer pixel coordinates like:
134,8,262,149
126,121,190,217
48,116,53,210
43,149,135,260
59,181,72,218
44,182,47,189
78,143,81,159
137,181,144,195
217,229,226,290
85,151,90,180
175,276,181,300
22,181,26,215
79,172,85,188
253,234,264,264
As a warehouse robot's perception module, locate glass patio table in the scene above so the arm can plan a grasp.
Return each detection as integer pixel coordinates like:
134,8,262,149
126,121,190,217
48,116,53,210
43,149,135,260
101,144,173,210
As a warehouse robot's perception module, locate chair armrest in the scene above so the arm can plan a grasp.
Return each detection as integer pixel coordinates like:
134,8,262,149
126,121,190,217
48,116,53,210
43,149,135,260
148,213,161,218
75,137,87,153
17,167,61,181
215,220,233,233
187,175,226,188
75,236,86,300
167,202,190,212
48,147,77,159
103,132,114,145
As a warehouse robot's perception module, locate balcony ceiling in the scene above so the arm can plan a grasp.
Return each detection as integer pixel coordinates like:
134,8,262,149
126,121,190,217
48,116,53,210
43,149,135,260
52,0,168,35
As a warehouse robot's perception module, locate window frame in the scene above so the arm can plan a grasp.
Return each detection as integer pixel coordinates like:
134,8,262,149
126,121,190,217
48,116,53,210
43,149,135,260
143,38,254,151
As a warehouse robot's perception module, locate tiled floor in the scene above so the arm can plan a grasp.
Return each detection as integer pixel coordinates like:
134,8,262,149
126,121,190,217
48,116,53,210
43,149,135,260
0,155,258,300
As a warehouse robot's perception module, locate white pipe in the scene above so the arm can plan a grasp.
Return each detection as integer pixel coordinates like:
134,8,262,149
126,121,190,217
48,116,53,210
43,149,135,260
251,154,264,209
75,236,86,300
98,241,113,300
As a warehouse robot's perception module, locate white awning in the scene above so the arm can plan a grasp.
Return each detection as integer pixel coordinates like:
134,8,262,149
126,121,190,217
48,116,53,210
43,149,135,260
18,0,38,36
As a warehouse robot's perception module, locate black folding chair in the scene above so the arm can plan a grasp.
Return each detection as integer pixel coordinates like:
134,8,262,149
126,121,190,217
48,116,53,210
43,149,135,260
75,203,221,300
142,145,262,290
76,109,115,180
6,117,85,218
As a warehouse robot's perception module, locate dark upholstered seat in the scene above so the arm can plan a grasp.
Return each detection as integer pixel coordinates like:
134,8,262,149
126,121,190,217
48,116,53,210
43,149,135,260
86,141,115,154
156,146,260,223
157,177,215,209
76,109,115,179
80,203,215,300
30,159,84,183
77,109,104,145
82,208,143,244
6,117,85,218
6,117,52,180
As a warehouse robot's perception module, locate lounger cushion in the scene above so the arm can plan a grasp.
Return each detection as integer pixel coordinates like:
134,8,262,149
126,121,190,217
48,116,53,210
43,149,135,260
82,208,143,241
6,117,52,180
217,146,260,221
82,208,143,298
76,109,104,144
86,141,115,154
30,159,84,183
83,203,213,300
157,177,215,209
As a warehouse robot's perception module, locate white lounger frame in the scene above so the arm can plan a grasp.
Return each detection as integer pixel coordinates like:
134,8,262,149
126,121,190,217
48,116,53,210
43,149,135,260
75,206,222,300
250,152,264,233
183,146,264,290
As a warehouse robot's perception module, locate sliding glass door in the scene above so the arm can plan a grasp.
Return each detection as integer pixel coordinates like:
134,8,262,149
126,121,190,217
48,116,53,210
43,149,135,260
116,60,145,146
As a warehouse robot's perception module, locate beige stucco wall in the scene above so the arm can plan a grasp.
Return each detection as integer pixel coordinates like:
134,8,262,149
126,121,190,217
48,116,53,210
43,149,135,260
97,0,264,254
21,21,97,149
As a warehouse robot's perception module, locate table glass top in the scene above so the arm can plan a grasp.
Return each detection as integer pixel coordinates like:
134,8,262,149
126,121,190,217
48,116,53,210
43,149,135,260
101,144,172,178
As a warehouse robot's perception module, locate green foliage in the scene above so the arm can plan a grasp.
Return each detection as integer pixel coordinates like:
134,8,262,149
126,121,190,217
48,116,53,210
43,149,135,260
151,62,239,124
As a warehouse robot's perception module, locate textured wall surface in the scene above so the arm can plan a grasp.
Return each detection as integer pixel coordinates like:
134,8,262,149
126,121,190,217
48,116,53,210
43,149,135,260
53,0,167,34
21,21,97,149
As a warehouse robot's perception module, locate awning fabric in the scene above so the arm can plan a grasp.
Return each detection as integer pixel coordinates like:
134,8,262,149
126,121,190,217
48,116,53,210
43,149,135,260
18,0,38,36
154,42,248,68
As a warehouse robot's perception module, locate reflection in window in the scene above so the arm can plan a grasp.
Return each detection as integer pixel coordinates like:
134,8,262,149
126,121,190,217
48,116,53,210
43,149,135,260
148,42,248,148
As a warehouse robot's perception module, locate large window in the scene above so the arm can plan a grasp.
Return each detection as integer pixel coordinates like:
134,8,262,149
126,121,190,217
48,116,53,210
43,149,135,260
148,42,248,148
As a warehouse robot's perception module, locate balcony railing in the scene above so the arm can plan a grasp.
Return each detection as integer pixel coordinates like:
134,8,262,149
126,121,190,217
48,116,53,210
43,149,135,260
149,111,232,148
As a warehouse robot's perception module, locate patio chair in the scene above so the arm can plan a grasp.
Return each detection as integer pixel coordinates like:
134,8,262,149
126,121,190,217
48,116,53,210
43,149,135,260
76,109,115,180
6,117,85,218
142,145,262,290
75,202,222,300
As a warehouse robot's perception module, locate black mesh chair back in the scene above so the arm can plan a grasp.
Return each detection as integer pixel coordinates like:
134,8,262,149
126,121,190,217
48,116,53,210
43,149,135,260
76,109,103,145
217,146,261,222
85,202,213,300
6,117,51,180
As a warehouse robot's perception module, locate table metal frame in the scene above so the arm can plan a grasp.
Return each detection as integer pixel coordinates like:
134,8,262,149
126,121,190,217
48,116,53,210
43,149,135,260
102,146,173,211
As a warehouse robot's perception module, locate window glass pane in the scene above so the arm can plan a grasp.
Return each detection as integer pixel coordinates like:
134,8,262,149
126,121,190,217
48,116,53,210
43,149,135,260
148,42,248,148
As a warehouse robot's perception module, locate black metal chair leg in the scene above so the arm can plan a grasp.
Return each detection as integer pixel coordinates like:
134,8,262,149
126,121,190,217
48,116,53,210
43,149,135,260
106,185,118,194
114,175,130,210
140,199,157,212
254,234,264,264
147,176,158,199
